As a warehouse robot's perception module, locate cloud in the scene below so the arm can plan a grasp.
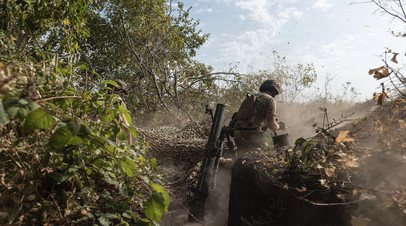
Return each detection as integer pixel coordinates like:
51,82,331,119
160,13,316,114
217,29,278,71
235,0,303,35
196,7,213,13
312,0,335,11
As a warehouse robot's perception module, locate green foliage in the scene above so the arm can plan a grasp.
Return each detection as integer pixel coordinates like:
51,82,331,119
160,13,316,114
285,138,329,171
2,98,40,121
23,109,56,132
0,0,169,225
77,0,213,122
145,184,170,223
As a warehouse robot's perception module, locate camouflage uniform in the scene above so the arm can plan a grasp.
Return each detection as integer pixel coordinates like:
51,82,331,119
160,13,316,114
233,92,276,153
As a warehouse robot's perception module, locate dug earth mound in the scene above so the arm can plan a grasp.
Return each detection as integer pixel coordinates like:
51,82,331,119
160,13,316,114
142,99,406,226
228,151,351,226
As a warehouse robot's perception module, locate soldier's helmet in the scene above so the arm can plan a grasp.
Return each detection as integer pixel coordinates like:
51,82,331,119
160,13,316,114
259,79,281,96
107,79,128,94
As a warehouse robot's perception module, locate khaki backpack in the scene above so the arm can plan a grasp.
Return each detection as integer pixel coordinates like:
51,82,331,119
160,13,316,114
233,93,259,128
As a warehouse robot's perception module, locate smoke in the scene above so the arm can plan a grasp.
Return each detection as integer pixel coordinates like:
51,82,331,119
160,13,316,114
277,101,374,142
180,167,232,226
203,168,232,226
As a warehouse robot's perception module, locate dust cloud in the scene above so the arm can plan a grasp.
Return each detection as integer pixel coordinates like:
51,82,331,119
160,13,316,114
276,101,375,142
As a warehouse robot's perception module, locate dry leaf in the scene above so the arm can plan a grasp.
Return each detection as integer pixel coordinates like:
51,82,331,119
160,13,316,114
325,168,335,177
283,184,289,190
337,193,345,200
345,160,359,168
377,92,388,106
319,179,326,186
0,62,3,68
374,119,384,132
373,92,379,100
368,66,384,75
242,160,246,165
264,163,271,167
391,53,399,63
296,186,307,192
351,215,371,226
335,130,355,143
362,150,371,158
369,66,390,79
399,119,406,129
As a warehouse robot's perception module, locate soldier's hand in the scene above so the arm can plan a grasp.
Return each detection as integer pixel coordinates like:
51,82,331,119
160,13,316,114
278,121,286,130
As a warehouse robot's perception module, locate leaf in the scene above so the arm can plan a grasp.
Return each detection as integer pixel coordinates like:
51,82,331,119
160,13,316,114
0,100,10,126
351,215,370,226
67,121,81,135
373,92,379,100
24,109,56,132
101,136,116,147
391,53,399,63
3,98,39,120
49,126,83,147
369,66,390,80
377,92,388,106
324,168,335,177
98,216,110,226
296,186,307,192
399,119,406,129
145,184,170,223
124,112,132,125
335,130,354,143
346,160,359,168
0,62,4,68
117,129,128,141
73,61,89,71
127,126,138,138
102,80,119,88
120,157,138,177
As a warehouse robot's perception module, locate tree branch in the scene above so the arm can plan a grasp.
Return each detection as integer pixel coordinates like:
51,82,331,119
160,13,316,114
371,0,406,23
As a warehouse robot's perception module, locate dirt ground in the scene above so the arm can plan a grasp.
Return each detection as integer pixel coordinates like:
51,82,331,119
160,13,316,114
143,98,406,226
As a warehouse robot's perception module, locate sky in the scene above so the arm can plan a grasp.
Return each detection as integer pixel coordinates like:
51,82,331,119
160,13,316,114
182,0,406,101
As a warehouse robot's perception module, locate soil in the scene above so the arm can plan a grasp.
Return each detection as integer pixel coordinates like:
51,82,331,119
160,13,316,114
142,98,406,226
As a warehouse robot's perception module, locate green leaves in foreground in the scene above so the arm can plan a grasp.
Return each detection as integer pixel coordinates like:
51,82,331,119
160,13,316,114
24,109,56,132
145,183,170,224
1,98,40,125
49,122,91,147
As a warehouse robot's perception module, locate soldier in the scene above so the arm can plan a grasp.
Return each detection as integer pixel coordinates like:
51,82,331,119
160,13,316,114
231,79,281,153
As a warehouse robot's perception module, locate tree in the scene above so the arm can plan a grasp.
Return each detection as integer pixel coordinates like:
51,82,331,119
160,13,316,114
77,0,216,122
1,1,169,225
218,52,318,113
365,0,406,99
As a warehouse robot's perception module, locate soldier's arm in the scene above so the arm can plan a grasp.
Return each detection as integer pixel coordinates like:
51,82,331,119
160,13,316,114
265,96,279,130
266,114,280,130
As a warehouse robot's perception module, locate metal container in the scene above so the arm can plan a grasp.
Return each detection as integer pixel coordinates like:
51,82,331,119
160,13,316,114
272,133,291,148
